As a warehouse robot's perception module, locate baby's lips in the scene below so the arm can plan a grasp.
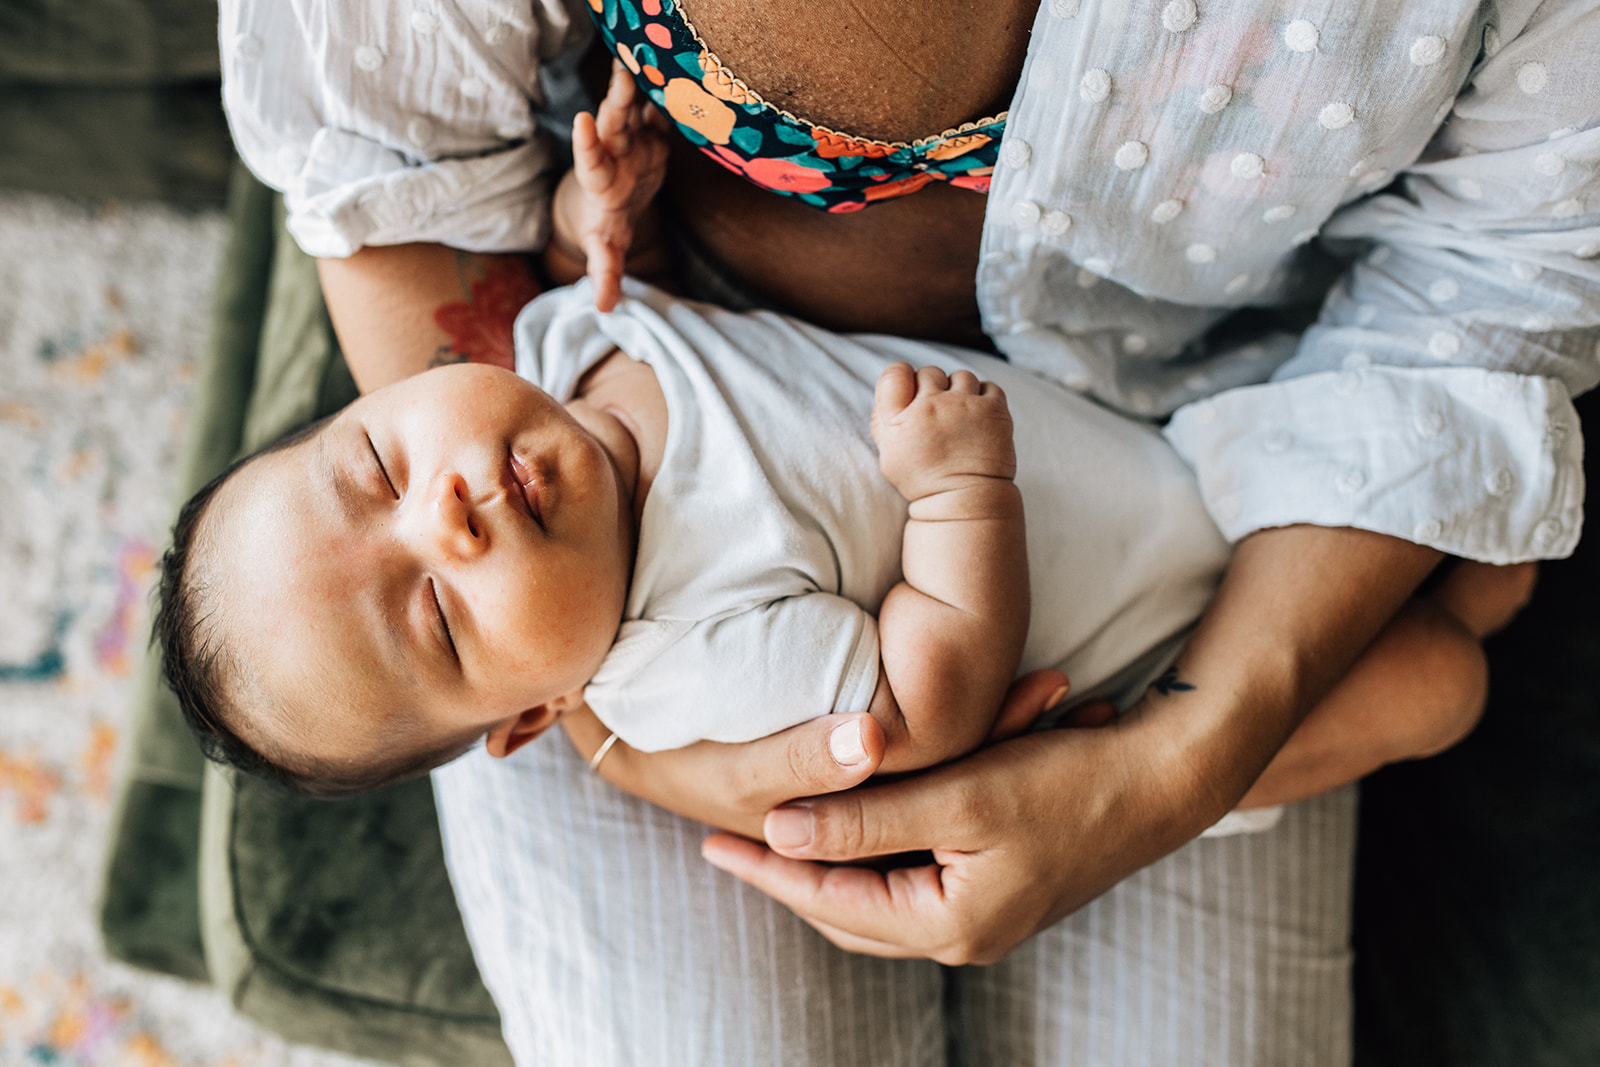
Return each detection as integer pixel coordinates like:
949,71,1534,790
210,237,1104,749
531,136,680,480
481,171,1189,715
508,452,546,529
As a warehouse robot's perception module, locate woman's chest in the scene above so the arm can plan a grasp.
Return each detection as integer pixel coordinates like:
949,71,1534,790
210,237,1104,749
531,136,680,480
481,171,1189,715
675,0,1035,141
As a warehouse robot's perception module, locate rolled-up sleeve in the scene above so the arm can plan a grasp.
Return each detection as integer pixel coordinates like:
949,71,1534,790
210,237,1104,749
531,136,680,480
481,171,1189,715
219,0,591,257
1167,1,1600,564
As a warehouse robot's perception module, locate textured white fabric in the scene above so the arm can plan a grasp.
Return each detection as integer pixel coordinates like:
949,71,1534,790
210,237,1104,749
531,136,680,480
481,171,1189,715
515,281,1230,751
219,0,1599,563
1202,803,1286,838
218,0,591,256
988,0,1599,562
434,727,1358,1067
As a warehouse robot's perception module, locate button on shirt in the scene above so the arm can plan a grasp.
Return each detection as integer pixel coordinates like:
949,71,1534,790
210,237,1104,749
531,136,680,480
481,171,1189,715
220,0,1600,565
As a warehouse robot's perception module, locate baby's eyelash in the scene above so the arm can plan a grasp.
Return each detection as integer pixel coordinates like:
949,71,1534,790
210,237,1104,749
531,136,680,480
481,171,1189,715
366,433,398,497
429,578,460,664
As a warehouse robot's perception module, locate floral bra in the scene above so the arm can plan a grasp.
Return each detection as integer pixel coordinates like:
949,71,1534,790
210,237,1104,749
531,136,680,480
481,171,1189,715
586,0,1006,213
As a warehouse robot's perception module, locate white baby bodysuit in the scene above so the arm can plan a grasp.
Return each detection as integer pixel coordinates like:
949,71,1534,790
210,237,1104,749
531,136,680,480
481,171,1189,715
515,281,1231,752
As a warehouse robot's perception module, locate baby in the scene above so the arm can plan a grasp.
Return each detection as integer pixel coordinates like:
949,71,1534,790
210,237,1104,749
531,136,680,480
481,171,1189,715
156,277,1205,790
157,277,1498,805
154,67,1498,803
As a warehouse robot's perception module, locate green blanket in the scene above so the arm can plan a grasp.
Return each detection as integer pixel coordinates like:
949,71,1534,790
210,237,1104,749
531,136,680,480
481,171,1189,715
99,166,510,1066
0,0,231,204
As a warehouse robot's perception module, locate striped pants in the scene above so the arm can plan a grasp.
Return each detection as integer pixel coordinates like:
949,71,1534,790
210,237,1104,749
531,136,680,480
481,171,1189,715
434,740,1356,1067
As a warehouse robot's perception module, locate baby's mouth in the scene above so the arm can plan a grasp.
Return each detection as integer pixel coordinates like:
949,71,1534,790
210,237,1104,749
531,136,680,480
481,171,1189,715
508,453,546,531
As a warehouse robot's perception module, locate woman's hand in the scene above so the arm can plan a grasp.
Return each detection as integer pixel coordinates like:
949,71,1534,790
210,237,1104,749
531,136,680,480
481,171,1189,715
702,705,1208,964
561,705,885,840
561,669,1070,841
703,525,1446,962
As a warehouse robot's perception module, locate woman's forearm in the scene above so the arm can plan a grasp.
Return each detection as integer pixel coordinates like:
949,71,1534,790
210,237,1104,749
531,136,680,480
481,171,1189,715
700,526,1446,963
1142,524,1444,817
317,243,542,392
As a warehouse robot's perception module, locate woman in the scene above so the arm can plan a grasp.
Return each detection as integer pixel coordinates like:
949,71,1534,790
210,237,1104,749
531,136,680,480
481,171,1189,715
219,0,1599,1061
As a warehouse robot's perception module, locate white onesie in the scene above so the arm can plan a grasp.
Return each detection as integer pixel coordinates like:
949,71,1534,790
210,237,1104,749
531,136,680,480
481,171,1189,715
515,281,1232,753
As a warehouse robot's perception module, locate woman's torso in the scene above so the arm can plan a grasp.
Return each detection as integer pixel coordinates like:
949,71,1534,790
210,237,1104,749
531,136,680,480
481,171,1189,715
655,0,1036,344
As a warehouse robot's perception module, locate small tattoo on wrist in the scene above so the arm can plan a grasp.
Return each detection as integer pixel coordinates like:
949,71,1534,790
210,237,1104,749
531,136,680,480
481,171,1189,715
1152,667,1195,696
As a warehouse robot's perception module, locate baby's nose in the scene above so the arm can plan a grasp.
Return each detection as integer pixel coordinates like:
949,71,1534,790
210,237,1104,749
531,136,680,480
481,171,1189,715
418,472,485,560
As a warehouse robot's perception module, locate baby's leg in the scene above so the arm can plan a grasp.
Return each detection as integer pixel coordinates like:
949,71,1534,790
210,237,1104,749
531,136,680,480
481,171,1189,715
1426,559,1538,639
1239,561,1534,808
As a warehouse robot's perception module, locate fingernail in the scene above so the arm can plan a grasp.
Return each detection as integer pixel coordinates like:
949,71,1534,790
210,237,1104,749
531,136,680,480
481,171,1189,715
1046,685,1071,710
700,837,745,873
829,719,869,766
766,805,814,850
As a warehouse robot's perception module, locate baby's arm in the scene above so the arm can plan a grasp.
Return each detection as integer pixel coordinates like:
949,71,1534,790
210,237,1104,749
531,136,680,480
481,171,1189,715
544,60,672,310
867,363,1030,772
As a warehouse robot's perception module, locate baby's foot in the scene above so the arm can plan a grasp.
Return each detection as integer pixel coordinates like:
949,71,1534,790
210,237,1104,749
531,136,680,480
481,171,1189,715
1427,560,1538,638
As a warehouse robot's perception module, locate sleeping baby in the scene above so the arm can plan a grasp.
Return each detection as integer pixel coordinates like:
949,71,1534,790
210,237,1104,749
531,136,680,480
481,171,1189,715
156,277,1492,817
152,64,1496,813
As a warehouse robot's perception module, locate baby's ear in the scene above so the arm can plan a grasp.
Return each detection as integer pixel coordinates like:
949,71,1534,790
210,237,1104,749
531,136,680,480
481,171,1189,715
484,690,587,758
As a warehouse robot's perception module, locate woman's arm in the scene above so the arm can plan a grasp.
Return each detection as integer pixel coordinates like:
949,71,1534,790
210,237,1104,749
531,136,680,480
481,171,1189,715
695,524,1441,963
317,245,542,393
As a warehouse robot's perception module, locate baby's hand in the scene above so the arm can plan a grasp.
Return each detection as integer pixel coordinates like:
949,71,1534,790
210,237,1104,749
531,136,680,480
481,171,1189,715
870,363,1017,502
553,60,670,312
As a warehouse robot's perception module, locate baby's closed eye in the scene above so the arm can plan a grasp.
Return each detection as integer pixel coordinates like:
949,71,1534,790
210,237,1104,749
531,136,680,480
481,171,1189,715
366,431,398,498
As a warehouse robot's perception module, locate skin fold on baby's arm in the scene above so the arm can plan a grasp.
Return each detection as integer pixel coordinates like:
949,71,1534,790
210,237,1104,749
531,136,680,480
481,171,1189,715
867,363,1032,773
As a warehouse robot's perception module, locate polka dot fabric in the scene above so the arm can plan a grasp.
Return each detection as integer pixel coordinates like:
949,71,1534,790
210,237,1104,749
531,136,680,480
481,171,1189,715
984,0,1598,563
219,0,587,257
217,0,1599,564
587,0,1004,211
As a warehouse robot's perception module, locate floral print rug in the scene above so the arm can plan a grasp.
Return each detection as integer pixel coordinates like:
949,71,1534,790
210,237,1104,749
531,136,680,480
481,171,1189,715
0,192,374,1067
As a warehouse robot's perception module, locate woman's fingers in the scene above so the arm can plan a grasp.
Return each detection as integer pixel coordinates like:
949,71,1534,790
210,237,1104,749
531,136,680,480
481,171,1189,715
735,712,884,807
986,667,1070,743
760,760,984,861
700,832,964,960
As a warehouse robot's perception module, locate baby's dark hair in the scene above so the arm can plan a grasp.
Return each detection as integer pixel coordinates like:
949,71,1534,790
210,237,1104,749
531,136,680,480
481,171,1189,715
153,418,475,800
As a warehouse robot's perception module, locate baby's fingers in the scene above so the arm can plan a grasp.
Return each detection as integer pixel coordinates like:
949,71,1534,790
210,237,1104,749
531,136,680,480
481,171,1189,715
914,365,950,396
572,112,618,193
949,369,982,394
873,362,917,419
595,59,637,148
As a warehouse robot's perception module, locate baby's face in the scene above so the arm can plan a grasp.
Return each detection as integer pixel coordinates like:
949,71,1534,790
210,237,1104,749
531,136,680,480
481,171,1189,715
208,363,635,772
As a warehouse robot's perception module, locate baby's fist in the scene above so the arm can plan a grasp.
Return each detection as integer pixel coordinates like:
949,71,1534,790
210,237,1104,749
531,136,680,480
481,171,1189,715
871,363,1017,500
